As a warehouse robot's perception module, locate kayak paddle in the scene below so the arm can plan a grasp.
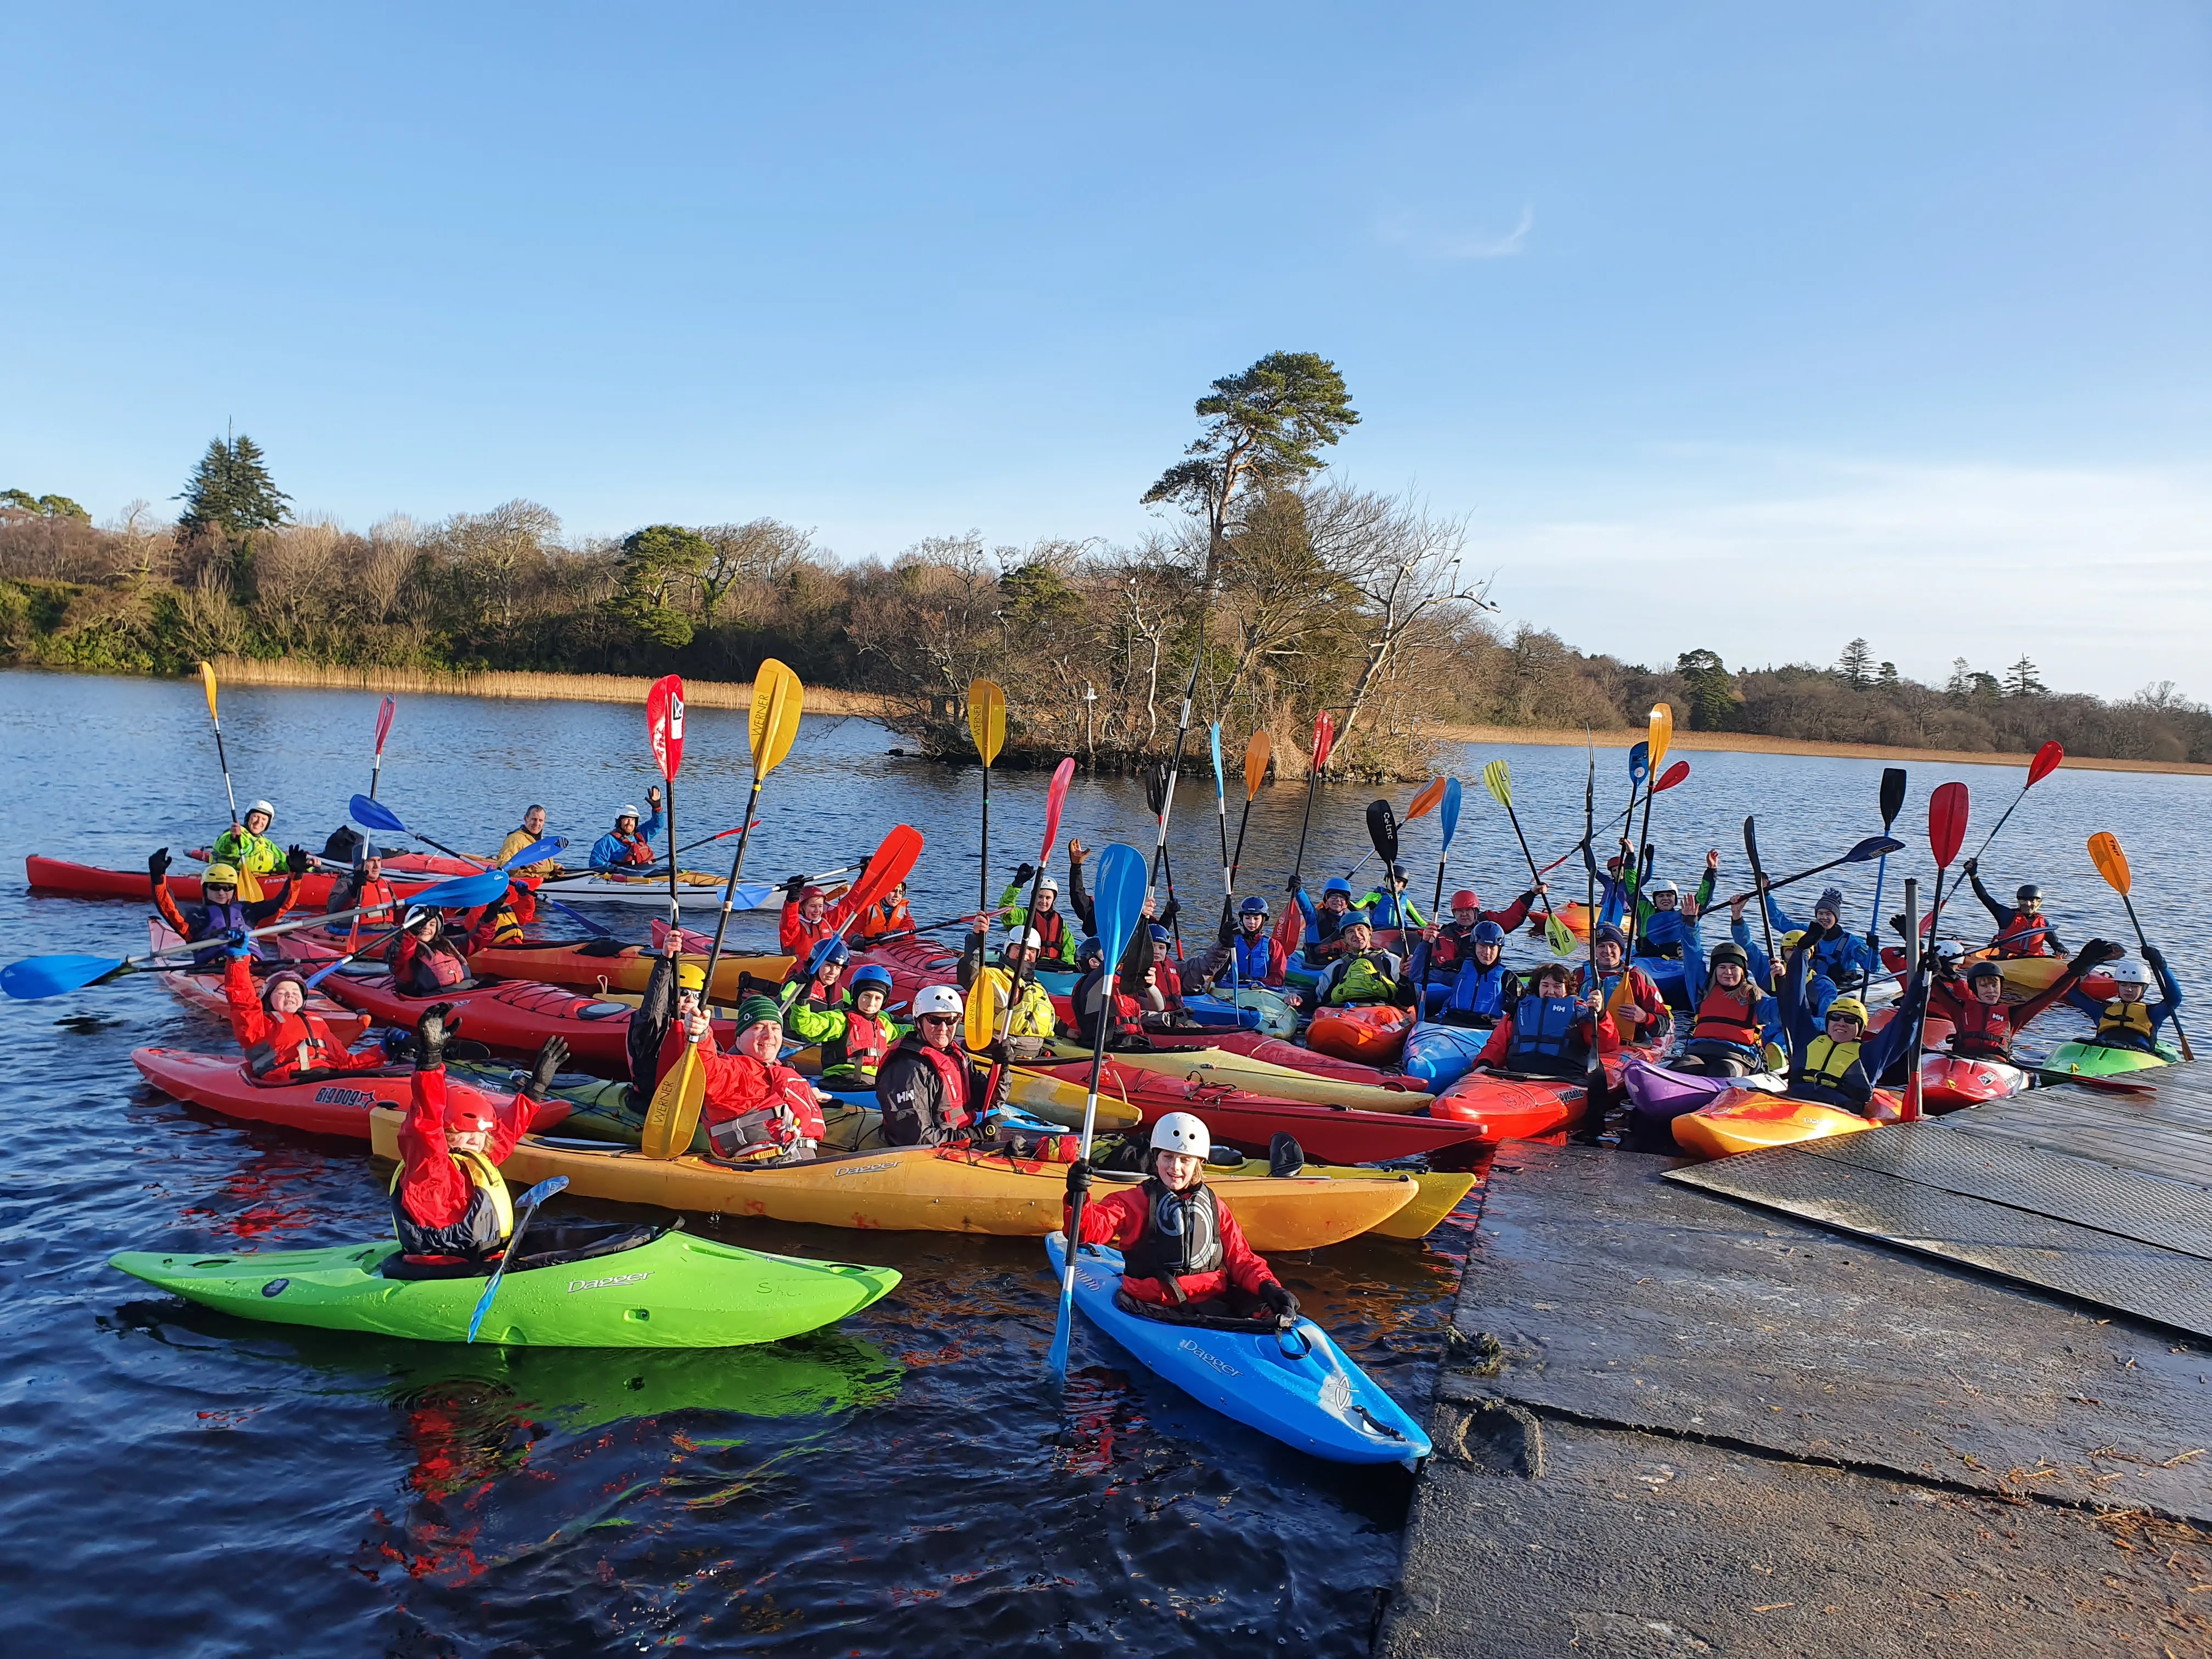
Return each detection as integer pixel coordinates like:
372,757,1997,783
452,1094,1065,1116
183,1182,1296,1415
1,868,512,1000
1417,776,1464,1009
369,695,396,801
1967,741,2063,870
1209,725,1233,970
1143,759,1185,958
198,661,241,833
1479,760,1576,956
1227,729,1271,899
974,757,1076,1064
1861,766,1908,993
349,793,486,869
1342,775,1448,888
646,673,687,949
1740,817,1781,988
466,1176,569,1343
1713,835,1905,912
1539,759,1688,875
1903,781,1971,1121
1626,705,1673,959
969,678,1006,916
1049,840,1148,1381
699,658,804,995
2087,831,2193,1062
1272,711,1334,961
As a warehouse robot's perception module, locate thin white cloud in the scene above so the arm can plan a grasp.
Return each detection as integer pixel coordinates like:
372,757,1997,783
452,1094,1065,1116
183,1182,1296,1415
1477,454,2212,699
1375,204,1534,261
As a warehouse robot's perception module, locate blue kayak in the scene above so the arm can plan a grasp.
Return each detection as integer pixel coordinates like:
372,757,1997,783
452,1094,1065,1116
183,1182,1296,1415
1401,1021,1489,1089
1045,1233,1431,1468
1633,955,1689,1002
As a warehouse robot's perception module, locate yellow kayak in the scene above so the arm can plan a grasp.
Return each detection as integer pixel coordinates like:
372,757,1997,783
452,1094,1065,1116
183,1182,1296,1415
1672,1088,1883,1158
1045,1045,1435,1112
1215,1163,1474,1240
465,940,792,1001
368,1110,1415,1248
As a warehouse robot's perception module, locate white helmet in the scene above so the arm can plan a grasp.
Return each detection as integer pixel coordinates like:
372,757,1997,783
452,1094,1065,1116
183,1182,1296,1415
616,804,640,821
1650,878,1679,896
1149,1110,1211,1159
1005,926,1042,950
247,799,275,821
1038,877,1059,895
2107,957,2152,988
911,984,964,1019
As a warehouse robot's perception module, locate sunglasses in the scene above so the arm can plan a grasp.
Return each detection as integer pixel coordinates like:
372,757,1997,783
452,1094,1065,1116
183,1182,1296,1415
919,1014,959,1027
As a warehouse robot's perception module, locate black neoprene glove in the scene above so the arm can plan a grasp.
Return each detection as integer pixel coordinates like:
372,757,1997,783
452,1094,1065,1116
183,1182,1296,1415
524,1036,570,1101
784,875,807,902
286,845,311,875
2145,945,2166,971
1259,1282,1299,1319
148,847,171,883
1012,862,1036,888
414,1002,460,1070
1065,1158,1092,1200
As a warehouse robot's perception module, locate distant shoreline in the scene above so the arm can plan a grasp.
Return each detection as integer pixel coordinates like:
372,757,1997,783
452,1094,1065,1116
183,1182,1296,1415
1429,723,2212,777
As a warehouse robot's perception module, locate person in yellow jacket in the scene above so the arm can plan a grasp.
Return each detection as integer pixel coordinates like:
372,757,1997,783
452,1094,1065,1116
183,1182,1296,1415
493,804,566,878
212,800,285,900
959,923,1059,1060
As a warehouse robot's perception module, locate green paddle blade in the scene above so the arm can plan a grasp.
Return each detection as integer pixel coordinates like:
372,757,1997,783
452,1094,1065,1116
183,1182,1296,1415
1545,915,1577,957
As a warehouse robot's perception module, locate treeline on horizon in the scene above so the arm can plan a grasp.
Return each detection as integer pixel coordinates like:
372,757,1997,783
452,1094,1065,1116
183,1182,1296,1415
4,363,2207,773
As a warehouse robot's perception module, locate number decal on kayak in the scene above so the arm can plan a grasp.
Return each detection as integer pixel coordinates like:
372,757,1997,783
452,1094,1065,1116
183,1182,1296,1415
1178,1339,1242,1378
313,1087,377,1105
567,1271,651,1293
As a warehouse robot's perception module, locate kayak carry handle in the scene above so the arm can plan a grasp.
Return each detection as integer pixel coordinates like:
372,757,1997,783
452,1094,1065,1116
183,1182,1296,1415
1276,1323,1314,1359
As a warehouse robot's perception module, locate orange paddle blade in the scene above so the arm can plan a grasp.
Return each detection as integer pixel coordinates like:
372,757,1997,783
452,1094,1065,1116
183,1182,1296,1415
1406,776,1447,821
2087,831,2131,898
1243,730,1271,799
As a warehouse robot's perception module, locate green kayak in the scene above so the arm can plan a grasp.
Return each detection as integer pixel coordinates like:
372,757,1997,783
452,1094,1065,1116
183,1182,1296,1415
2043,1039,2180,1077
110,1220,900,1347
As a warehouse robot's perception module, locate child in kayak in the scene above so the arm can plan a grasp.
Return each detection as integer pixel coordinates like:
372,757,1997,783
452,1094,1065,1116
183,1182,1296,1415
1063,1111,1299,1321
1189,896,1289,992
212,800,285,900
221,935,391,1081
2064,949,2183,1054
781,938,853,1026
391,1005,566,1262
1355,864,1425,931
998,870,1079,967
1291,877,1362,961
1471,961,1616,1080
391,906,472,995
1673,939,1775,1077
878,984,1002,1145
684,994,830,1163
1759,884,1877,1010
1964,859,2066,958
150,849,304,966
1438,921,1520,1029
811,964,903,1087
1926,941,2113,1062
779,878,857,957
853,878,913,941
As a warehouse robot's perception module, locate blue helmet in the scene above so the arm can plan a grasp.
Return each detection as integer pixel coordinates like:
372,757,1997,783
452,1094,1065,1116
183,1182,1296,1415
807,937,851,973
1470,921,1506,946
1077,935,1103,962
1148,923,1171,943
1238,896,1270,917
848,963,893,995
1321,877,1353,899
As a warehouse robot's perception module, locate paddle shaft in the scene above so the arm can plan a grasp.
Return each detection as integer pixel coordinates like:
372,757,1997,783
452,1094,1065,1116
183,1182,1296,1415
2115,889,2194,1062
467,1187,558,1343
1627,768,1661,958
210,723,239,828
1903,856,1961,1124
701,778,768,995
1497,793,1566,940
1742,819,1781,992
979,757,992,914
662,776,683,949
1051,980,1118,1376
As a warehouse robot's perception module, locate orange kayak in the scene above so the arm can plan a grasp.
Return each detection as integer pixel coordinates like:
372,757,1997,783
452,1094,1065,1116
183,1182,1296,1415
1672,1087,1898,1158
1304,1005,1413,1064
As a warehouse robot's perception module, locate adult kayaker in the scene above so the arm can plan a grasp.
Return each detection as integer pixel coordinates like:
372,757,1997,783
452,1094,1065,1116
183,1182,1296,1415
1190,897,1289,992
779,878,857,958
684,994,830,1164
1470,961,1616,1081
878,984,1002,1145
391,906,472,995
1430,885,1542,972
1145,923,1185,1003
221,935,391,1081
1577,924,1669,1053
1070,937,1149,1049
853,879,913,941
1438,921,1519,1029
1062,1112,1297,1321
998,869,1078,967
1291,877,1362,961
1637,850,1719,961
586,788,664,872
809,963,902,1086
1928,943,2114,1062
1311,916,1416,1009
151,848,306,966
1356,865,1425,932
1964,860,2067,958
325,854,400,928
1780,995,1884,1115
958,924,1058,1061
212,800,284,900
494,805,565,878
1066,839,1178,936
1759,883,1876,1013
2064,950,2184,1054
1672,940,1776,1077
461,877,538,949
391,1006,567,1262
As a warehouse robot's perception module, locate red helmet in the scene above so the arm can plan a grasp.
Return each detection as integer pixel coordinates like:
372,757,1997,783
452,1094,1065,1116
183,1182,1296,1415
445,1086,496,1134
1450,889,1479,911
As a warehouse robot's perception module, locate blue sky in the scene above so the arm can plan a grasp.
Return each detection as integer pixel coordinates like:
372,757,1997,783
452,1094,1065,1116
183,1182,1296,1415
7,3,2208,697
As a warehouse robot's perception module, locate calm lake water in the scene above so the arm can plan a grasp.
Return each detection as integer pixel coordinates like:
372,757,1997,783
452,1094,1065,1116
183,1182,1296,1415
1,669,2205,1656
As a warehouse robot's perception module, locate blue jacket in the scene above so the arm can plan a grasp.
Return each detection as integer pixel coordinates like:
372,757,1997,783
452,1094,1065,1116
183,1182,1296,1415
2065,955,2183,1040
1781,939,1916,1087
588,809,665,872
1763,895,1877,988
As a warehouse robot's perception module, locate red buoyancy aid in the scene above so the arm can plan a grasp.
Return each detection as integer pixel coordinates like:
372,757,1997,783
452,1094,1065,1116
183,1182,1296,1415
245,1008,344,1079
1032,906,1069,958
1689,984,1765,1050
1990,911,2053,958
824,1009,895,1079
915,1041,973,1130
1946,994,2016,1059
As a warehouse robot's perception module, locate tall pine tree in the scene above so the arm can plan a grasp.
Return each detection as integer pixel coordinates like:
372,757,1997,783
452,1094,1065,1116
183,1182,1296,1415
177,433,290,595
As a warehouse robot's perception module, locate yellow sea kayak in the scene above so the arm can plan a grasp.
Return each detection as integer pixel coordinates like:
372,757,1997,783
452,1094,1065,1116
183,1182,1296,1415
1214,1163,1474,1240
465,940,793,1001
368,1110,1415,1247
1671,1088,1885,1158
1048,1045,1435,1112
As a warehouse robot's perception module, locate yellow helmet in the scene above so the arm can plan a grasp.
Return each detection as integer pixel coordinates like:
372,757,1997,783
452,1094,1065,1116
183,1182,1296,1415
1781,929,1806,951
202,863,240,886
675,962,707,992
1825,996,1870,1027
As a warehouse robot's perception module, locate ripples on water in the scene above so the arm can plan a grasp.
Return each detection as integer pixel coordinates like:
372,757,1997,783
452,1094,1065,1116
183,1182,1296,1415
2,671,2205,1654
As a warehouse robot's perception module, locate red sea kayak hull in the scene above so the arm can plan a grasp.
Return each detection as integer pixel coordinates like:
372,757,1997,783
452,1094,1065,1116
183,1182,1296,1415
27,853,463,908
132,1046,572,1140
1305,1006,1413,1065
317,971,732,1074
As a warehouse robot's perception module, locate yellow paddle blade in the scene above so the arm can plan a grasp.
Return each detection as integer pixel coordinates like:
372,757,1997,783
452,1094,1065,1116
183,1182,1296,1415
966,977,997,1053
1406,776,1447,821
968,679,1007,765
2087,831,2132,898
1243,730,1272,799
1545,914,1576,956
1481,759,1513,809
748,659,804,781
199,661,219,723
640,1043,706,1160
1647,703,1674,771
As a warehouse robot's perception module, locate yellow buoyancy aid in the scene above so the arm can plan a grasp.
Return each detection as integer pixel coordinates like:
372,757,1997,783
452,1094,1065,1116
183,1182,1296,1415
2094,998,2157,1049
1800,1034,1863,1092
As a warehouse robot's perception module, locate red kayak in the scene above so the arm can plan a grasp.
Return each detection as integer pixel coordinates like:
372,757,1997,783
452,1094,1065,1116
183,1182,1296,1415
1918,1052,2029,1111
1025,1058,1483,1168
1430,1040,1666,1146
1305,1005,1413,1064
317,970,732,1074
26,853,466,908
132,1046,571,1140
148,921,370,1041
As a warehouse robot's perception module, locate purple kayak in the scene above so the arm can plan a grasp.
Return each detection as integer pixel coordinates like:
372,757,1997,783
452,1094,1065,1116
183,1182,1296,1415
1620,1058,1780,1152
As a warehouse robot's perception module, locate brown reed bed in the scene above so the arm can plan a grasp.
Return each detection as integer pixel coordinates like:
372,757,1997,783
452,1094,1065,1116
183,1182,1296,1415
199,658,895,716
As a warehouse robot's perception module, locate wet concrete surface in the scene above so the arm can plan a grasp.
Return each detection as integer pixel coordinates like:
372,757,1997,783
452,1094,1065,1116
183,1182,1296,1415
1379,1143,2212,1656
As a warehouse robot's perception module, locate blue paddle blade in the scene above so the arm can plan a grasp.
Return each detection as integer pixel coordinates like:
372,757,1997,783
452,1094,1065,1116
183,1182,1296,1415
1209,723,1226,796
413,870,512,910
1047,1292,1073,1377
1092,844,1149,973
1439,777,1463,851
349,793,407,834
501,836,563,869
515,1176,569,1206
1628,741,1649,785
2,954,126,1001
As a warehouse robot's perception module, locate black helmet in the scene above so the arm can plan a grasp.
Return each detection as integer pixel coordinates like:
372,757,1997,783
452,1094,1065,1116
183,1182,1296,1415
2016,884,2043,905
1709,940,1749,969
1966,958,2005,983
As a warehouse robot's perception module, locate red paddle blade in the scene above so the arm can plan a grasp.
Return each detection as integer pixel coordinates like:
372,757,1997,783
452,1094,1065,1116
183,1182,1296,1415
1040,757,1076,859
646,675,686,781
845,825,925,918
1654,760,1690,793
1311,711,1336,774
1928,781,1969,867
374,695,396,752
2027,740,2064,788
